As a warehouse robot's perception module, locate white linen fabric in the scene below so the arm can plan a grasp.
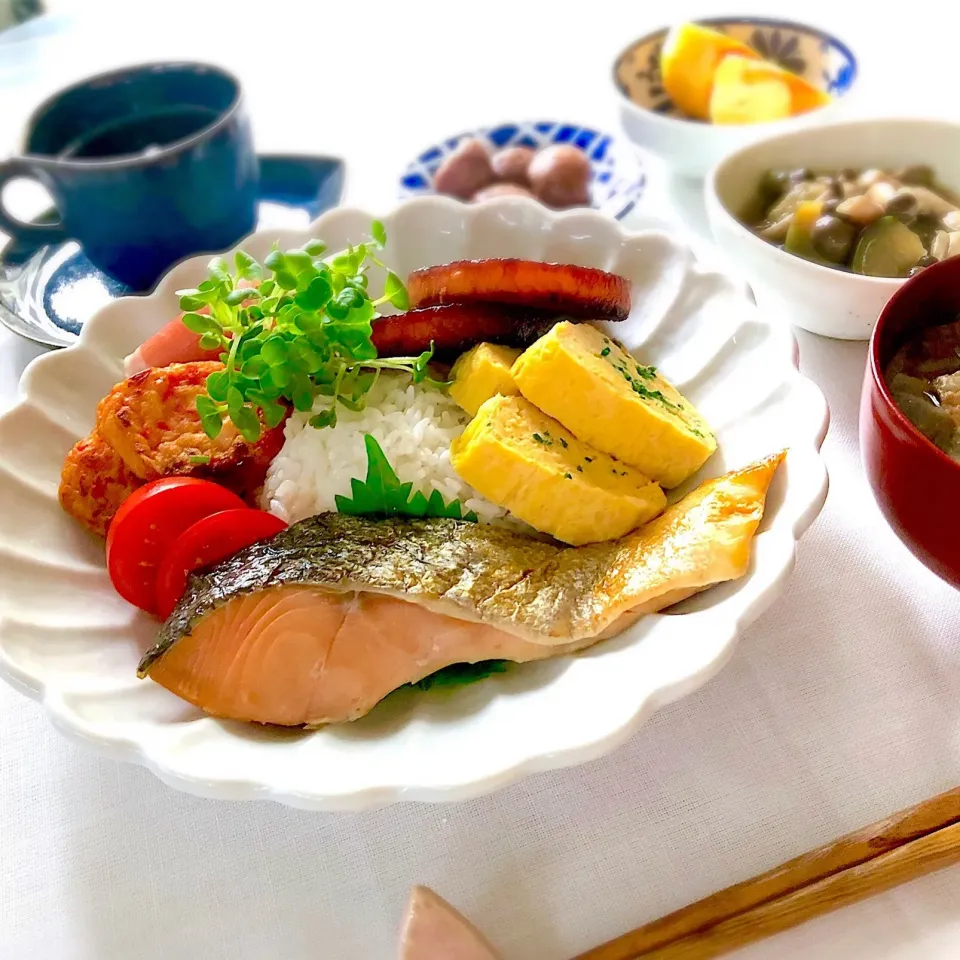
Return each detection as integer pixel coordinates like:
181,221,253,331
2,2,960,958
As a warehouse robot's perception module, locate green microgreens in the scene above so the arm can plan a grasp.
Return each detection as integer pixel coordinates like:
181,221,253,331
178,221,435,442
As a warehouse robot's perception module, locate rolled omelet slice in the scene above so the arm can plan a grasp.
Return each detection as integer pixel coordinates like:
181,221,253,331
448,343,521,416
450,394,665,545
512,321,716,488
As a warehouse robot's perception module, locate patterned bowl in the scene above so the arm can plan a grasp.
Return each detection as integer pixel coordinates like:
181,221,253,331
399,120,646,220
614,18,858,178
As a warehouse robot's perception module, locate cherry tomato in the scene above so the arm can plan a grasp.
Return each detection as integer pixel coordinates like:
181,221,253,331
155,509,288,619
106,478,247,614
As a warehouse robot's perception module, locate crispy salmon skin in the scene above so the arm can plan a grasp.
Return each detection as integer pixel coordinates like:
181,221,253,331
139,453,784,725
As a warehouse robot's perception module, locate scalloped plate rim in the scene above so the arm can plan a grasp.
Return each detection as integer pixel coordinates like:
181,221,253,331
0,196,829,810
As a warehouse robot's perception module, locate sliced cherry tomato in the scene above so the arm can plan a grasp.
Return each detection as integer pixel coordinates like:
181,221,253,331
106,478,247,615
155,509,288,619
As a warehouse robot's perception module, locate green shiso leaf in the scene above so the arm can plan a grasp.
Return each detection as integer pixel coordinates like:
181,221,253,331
412,660,511,691
335,435,478,521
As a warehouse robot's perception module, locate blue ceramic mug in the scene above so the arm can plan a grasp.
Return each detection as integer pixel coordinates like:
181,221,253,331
0,62,258,290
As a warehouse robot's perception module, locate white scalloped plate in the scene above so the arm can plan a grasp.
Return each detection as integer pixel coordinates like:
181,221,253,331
0,197,828,810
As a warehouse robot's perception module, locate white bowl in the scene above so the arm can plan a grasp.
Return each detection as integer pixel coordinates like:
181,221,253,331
0,197,828,810
706,118,960,340
613,18,857,179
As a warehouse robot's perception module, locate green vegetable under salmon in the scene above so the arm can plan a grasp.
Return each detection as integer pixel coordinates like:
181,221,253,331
137,453,783,726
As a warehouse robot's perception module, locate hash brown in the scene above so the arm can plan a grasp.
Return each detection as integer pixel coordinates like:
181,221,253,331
96,361,287,498
59,431,143,537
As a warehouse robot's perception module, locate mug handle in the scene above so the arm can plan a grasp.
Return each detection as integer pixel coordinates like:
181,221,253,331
0,158,69,246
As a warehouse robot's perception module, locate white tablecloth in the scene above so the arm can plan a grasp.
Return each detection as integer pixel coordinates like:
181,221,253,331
2,3,959,958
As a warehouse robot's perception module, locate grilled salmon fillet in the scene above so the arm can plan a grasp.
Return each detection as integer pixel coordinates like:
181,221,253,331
96,361,287,498
58,431,143,536
146,587,589,725
140,453,784,725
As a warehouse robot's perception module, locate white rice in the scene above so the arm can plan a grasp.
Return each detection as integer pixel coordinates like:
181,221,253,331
261,372,509,526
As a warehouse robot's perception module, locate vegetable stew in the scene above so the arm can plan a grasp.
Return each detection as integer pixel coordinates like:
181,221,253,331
746,166,960,277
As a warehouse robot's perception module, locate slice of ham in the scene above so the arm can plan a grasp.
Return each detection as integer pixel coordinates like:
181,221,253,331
123,279,260,376
125,300,554,376
397,886,501,960
124,315,222,376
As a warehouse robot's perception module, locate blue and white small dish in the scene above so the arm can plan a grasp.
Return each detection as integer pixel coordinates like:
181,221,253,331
399,120,646,221
613,18,858,178
0,154,345,349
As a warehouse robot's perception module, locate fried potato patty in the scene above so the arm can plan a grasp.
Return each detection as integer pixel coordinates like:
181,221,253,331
59,431,143,537
96,361,287,497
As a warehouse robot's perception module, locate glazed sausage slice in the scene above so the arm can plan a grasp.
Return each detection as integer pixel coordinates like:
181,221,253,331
372,303,556,359
407,259,631,321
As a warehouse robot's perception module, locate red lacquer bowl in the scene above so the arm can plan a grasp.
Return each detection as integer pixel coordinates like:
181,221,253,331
860,255,960,588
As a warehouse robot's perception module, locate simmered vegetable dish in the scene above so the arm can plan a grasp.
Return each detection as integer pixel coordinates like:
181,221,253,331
886,317,960,460
747,166,960,277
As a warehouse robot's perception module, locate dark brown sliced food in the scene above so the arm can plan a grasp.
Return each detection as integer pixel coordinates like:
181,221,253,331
407,259,631,321
371,303,556,359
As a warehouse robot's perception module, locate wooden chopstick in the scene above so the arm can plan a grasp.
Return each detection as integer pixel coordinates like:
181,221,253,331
573,787,960,960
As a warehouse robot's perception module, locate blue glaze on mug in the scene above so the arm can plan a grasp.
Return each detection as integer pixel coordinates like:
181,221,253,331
0,62,258,290
0,154,346,349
